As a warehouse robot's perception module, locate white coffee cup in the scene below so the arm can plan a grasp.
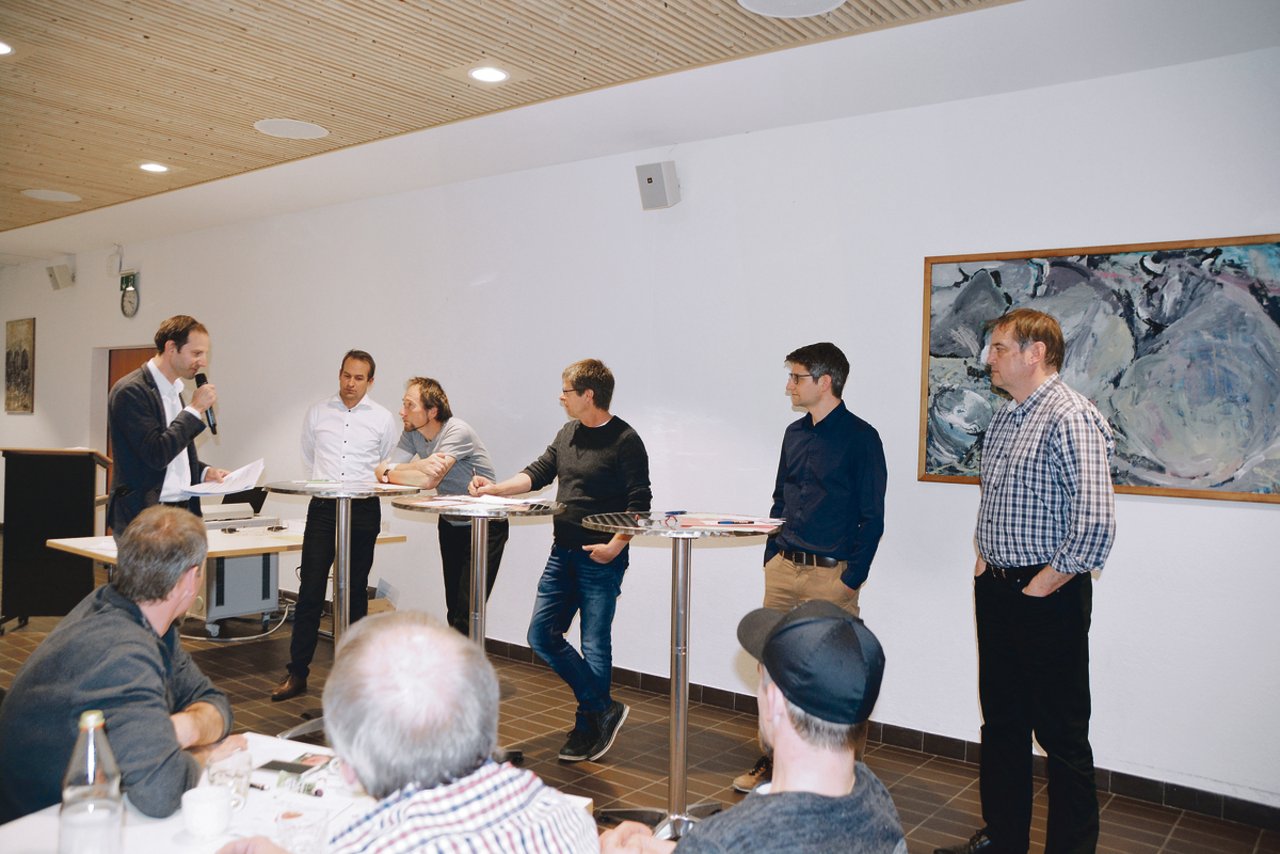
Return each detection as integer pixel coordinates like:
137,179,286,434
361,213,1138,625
182,785,232,838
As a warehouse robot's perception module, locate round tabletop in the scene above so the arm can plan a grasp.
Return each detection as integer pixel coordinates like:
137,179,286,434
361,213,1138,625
583,512,782,539
264,480,421,500
392,495,565,519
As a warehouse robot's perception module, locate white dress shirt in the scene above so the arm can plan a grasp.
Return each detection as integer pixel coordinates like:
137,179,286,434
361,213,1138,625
301,393,399,482
146,359,202,502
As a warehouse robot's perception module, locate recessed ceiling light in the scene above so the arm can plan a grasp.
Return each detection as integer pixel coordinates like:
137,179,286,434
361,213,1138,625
0,41,13,56
254,118,330,140
139,162,169,173
468,65,510,84
737,0,845,18
21,189,82,203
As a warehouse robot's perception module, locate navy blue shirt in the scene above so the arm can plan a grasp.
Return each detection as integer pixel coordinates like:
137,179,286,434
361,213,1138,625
767,401,887,589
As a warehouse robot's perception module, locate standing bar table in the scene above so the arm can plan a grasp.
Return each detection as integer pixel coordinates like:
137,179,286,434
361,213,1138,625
265,480,419,739
583,511,781,841
390,495,563,644
392,494,564,765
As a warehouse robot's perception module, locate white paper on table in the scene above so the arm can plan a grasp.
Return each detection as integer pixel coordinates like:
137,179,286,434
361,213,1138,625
183,458,265,496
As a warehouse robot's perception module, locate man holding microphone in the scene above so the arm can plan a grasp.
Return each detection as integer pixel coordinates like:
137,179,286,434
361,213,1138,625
107,314,227,538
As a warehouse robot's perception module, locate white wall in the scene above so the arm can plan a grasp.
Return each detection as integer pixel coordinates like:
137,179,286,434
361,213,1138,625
2,46,1278,806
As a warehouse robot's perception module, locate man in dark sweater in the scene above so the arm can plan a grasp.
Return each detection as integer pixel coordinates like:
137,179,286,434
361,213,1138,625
0,507,244,822
600,601,906,854
471,358,651,763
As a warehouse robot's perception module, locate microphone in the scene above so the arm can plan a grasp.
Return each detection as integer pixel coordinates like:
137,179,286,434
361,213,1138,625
195,373,218,435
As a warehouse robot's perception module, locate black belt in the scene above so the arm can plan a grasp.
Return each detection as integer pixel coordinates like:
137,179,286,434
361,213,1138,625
986,562,1044,589
780,550,841,568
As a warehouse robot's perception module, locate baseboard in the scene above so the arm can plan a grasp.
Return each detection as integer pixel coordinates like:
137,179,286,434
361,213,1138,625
483,638,1279,832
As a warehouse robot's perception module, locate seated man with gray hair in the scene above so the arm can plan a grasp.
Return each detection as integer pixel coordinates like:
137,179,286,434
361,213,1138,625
221,611,599,854
600,600,905,853
0,506,240,821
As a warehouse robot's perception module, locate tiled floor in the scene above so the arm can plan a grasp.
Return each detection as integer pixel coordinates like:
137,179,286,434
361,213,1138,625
2,612,1276,853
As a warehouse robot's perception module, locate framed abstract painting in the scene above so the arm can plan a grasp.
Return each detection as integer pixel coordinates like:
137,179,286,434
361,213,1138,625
919,233,1280,503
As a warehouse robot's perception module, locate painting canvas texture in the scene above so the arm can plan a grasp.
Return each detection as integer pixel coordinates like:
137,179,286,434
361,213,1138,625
5,318,35,414
921,235,1280,502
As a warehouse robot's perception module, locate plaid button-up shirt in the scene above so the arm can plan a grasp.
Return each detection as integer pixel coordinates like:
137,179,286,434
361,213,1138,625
976,374,1116,574
329,761,598,854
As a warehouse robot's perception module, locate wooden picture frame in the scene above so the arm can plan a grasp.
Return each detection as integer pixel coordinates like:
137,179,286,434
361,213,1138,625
5,318,35,414
919,233,1280,504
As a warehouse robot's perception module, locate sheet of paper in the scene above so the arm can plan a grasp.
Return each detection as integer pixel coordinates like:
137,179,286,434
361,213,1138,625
183,458,265,495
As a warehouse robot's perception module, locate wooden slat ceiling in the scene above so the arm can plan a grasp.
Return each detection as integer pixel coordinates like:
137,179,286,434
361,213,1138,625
0,0,1014,233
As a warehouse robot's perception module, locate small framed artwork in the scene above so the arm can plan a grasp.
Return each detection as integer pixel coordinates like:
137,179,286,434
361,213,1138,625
5,317,35,414
919,234,1280,504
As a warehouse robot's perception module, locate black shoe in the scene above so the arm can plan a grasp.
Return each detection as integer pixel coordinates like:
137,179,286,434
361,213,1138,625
934,828,1013,854
584,701,629,761
558,726,596,762
271,673,307,702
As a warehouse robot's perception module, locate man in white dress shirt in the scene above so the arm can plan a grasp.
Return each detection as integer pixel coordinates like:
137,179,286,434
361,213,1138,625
272,350,399,701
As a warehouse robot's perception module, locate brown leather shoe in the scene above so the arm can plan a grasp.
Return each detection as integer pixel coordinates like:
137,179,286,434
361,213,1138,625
271,673,307,702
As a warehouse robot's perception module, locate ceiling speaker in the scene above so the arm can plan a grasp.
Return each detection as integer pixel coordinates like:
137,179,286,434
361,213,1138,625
636,161,681,210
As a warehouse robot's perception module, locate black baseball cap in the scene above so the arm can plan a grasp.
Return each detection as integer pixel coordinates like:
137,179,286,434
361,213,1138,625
736,600,885,726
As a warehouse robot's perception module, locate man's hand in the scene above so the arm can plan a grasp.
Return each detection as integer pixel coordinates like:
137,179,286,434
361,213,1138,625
171,701,232,749
599,821,677,853
974,556,987,577
190,382,217,413
420,453,452,482
1022,565,1074,597
187,733,248,768
469,474,495,496
204,468,228,483
375,461,391,482
583,536,626,565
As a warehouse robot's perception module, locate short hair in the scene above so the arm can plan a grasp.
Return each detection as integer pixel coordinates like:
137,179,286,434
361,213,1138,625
153,316,208,354
112,506,208,603
563,359,615,411
323,612,498,799
785,342,850,398
761,666,866,753
342,350,376,380
405,377,453,423
988,308,1065,371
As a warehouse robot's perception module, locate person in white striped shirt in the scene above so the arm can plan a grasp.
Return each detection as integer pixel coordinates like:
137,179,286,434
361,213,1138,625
222,611,599,854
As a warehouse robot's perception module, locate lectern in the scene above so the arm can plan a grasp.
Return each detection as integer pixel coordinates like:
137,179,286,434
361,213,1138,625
1,448,109,633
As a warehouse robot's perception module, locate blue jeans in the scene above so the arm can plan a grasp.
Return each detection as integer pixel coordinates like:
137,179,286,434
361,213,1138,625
527,543,628,718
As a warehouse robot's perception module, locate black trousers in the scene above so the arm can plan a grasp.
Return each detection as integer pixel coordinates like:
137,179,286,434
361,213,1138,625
288,497,380,679
976,570,1097,854
437,517,509,636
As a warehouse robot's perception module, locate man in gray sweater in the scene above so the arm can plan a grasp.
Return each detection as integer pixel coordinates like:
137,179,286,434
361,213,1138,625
601,600,906,853
0,506,244,821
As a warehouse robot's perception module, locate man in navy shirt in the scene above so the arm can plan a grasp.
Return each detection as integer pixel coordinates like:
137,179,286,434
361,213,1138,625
734,341,887,793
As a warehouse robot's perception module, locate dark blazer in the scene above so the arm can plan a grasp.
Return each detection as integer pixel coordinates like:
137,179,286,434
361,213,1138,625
107,365,207,534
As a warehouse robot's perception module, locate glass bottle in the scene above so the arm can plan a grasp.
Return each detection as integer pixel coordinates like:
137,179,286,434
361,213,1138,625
59,709,123,854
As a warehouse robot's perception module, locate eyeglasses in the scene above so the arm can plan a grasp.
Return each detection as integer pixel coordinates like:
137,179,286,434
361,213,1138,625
786,373,813,384
561,388,580,395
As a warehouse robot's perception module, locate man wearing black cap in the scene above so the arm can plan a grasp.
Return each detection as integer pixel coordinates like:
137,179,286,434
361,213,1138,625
600,601,905,853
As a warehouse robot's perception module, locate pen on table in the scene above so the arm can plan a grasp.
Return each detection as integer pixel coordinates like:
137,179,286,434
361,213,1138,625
664,510,686,515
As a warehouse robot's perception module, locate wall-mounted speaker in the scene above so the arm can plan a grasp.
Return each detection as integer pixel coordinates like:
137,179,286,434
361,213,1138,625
636,161,681,210
46,263,75,289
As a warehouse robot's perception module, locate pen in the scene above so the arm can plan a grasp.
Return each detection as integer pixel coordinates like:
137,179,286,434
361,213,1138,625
664,510,687,515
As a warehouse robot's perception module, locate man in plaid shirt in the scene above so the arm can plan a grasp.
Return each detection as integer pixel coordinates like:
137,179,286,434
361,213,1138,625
940,309,1116,854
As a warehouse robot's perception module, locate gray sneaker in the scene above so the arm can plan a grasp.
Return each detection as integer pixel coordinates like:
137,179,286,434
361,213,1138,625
584,701,629,761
